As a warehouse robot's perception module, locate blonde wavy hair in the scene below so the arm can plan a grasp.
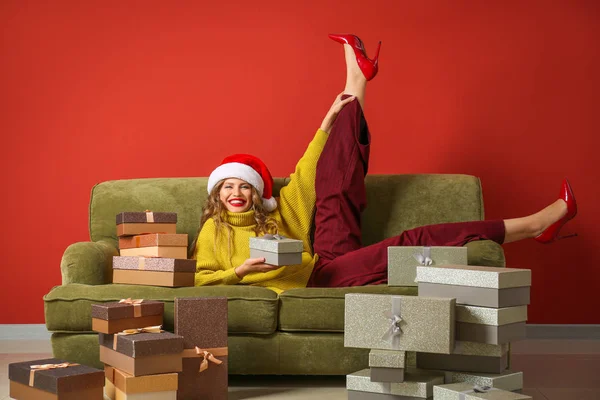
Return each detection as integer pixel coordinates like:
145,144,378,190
190,180,279,261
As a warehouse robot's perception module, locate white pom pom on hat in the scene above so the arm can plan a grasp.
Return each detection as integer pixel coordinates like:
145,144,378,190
207,154,278,212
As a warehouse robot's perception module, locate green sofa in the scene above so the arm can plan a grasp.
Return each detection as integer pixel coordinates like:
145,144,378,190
43,174,505,374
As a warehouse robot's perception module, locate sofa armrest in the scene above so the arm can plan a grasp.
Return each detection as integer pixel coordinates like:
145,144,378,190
465,240,506,268
60,240,118,285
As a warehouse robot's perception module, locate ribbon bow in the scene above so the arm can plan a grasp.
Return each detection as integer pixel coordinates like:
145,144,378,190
413,247,433,266
381,310,403,342
262,234,286,240
29,363,79,386
194,346,223,373
113,325,163,350
119,298,144,317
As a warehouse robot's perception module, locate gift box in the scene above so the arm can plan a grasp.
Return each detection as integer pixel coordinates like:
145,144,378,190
388,246,467,287
371,367,406,383
112,256,195,287
433,382,531,399
104,365,178,400
249,234,303,266
116,211,177,237
120,246,187,259
174,297,228,400
345,294,455,354
91,299,164,334
348,390,433,399
98,329,183,376
8,358,103,400
118,233,188,249
416,266,531,308
347,368,443,398
369,350,406,383
416,342,509,374
455,305,527,345
445,370,523,392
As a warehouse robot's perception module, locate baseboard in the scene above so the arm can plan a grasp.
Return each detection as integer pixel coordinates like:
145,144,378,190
0,324,51,340
1,324,599,340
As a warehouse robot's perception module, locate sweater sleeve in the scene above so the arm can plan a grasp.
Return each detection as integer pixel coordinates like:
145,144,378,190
277,129,329,244
193,219,242,286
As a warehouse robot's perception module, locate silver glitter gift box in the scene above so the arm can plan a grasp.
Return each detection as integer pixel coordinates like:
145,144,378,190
445,370,523,392
416,265,531,308
455,305,528,345
433,382,531,399
249,235,303,266
370,350,406,369
388,246,467,287
416,341,509,374
347,368,444,398
345,294,455,354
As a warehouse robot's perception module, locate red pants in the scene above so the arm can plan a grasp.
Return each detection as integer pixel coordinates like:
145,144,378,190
307,97,505,287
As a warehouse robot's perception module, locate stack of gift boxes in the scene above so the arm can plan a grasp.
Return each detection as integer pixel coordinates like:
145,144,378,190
92,296,228,400
344,246,532,400
113,211,196,288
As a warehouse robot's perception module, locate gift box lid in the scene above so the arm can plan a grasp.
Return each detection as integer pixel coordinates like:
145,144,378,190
456,305,528,326
8,358,103,394
116,211,177,225
119,233,188,249
416,265,531,289
99,331,184,357
249,235,303,253
452,341,509,357
113,256,196,272
91,299,164,320
448,370,523,392
434,382,531,399
347,367,444,397
369,349,406,368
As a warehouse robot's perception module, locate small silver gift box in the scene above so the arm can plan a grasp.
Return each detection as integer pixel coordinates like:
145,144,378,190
347,368,444,398
249,234,303,266
388,246,468,287
433,382,531,399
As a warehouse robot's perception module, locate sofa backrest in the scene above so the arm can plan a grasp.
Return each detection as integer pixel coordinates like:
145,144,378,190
89,174,485,248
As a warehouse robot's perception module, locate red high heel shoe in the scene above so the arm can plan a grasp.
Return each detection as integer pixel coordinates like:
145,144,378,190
535,179,578,244
329,34,381,81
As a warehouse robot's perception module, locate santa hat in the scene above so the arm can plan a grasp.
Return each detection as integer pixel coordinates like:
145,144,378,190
207,154,278,212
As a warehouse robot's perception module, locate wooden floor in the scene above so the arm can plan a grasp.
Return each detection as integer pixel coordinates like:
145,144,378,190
2,339,599,399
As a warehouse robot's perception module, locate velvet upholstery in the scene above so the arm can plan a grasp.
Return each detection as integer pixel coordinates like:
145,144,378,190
44,174,506,375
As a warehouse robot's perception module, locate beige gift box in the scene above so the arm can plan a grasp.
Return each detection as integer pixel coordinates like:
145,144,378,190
388,246,467,287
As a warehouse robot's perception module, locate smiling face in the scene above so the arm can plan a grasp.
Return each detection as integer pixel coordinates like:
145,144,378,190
219,178,254,213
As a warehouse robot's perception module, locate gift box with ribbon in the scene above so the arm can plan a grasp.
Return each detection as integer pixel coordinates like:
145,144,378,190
433,382,531,399
347,368,444,398
388,246,468,287
416,341,509,374
369,350,406,383
91,299,164,334
455,305,527,345
119,233,188,259
112,256,195,287
416,265,531,308
249,234,303,266
174,297,228,400
8,358,104,399
345,294,455,354
116,211,177,237
444,370,524,393
104,365,178,400
98,329,184,376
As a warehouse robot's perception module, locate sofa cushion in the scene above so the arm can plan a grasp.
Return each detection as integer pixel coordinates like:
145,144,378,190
44,283,279,334
278,285,418,332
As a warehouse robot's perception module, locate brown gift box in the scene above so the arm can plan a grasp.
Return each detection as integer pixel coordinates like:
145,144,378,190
112,257,195,287
91,300,164,334
99,331,183,376
119,233,188,249
116,212,177,224
104,365,178,395
8,358,103,399
117,223,177,237
174,297,228,400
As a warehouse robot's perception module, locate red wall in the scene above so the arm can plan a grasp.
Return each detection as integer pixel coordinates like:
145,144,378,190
1,1,598,324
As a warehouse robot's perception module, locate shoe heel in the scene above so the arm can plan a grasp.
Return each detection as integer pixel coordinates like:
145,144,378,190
373,41,382,66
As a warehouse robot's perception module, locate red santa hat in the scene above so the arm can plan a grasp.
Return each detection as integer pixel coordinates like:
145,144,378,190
207,154,278,212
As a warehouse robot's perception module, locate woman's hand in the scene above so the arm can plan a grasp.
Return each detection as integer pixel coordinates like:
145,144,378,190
234,257,281,278
320,92,356,133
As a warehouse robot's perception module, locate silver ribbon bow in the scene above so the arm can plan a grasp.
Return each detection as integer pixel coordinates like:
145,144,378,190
262,234,286,240
381,297,403,347
413,246,433,266
458,385,498,400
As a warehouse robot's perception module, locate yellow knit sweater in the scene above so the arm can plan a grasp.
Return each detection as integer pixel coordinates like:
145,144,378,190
193,129,328,293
